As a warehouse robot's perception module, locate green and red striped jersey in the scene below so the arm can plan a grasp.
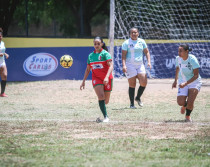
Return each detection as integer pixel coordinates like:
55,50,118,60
87,49,113,80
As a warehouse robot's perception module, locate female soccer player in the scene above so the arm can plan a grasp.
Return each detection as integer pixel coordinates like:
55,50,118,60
0,28,9,97
80,37,113,123
172,44,202,122
122,27,151,108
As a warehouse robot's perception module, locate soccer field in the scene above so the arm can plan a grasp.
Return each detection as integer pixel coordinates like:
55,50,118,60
0,79,210,166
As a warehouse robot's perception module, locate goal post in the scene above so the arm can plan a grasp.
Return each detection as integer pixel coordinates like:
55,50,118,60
109,0,115,60
110,0,210,79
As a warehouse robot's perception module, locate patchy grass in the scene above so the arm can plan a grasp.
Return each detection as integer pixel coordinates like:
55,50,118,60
0,79,210,167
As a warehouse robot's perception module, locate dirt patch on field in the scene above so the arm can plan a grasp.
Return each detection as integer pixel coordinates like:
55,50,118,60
1,120,208,140
57,121,208,140
1,79,210,140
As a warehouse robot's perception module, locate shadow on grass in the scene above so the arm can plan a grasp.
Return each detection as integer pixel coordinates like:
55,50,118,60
164,119,186,123
112,107,143,110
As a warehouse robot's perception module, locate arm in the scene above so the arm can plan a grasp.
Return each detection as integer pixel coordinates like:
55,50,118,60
179,68,199,88
0,53,9,58
80,65,91,90
122,50,127,73
4,53,9,59
143,48,151,69
172,66,179,89
103,60,113,86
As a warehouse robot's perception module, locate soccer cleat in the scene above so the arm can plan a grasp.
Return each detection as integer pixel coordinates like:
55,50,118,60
185,116,192,122
0,93,7,97
130,105,137,109
180,106,186,114
135,98,143,107
103,117,109,123
185,118,192,123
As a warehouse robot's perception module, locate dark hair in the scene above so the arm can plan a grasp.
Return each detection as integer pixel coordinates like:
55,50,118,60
129,27,139,34
94,36,108,51
0,27,3,34
180,44,192,52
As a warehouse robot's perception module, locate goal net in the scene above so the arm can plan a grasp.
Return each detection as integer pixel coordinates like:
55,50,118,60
112,0,210,78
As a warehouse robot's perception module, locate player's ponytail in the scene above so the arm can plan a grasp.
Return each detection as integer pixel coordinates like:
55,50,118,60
180,44,192,52
102,41,108,52
94,36,108,52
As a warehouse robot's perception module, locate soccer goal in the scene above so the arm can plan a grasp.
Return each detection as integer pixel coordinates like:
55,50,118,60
109,0,210,78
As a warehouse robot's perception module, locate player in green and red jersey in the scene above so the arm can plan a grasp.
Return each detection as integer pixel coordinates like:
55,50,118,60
80,37,113,123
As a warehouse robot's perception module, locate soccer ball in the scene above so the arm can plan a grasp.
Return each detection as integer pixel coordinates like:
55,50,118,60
60,55,73,68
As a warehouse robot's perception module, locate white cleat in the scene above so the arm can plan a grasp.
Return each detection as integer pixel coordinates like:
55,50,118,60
135,98,143,107
103,117,109,123
185,118,192,123
130,105,137,109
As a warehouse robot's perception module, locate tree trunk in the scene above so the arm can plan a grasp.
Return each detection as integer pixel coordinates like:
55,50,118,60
0,0,20,36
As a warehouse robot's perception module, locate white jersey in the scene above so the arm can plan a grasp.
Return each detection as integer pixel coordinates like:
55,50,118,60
0,41,6,63
175,54,201,84
122,38,147,65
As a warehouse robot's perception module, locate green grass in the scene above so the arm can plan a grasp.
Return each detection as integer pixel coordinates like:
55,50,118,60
0,80,210,167
1,129,209,167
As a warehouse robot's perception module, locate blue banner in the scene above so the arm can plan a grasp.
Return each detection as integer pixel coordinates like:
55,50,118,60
114,42,210,79
6,47,93,81
4,42,210,81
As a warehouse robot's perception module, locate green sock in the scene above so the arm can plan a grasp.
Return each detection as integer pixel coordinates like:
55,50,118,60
99,100,107,118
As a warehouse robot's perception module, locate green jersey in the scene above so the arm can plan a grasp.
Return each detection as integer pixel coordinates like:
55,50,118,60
87,49,113,80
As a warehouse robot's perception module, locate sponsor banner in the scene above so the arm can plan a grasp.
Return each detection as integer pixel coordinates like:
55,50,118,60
6,47,93,81
23,53,58,77
3,42,210,81
114,43,210,78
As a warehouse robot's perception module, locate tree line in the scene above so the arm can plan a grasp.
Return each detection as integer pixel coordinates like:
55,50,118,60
0,0,109,37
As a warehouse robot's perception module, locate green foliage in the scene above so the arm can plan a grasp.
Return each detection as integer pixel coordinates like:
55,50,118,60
12,0,109,37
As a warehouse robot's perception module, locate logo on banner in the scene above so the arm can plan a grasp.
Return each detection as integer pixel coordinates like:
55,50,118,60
166,58,176,69
23,53,58,77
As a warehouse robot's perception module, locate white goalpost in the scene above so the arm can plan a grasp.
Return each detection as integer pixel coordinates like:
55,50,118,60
109,0,115,60
109,0,210,79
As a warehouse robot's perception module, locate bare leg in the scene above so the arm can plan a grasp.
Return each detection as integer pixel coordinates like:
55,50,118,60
94,85,105,100
187,88,198,110
137,73,147,87
177,96,187,106
105,91,111,104
128,76,136,88
177,96,187,114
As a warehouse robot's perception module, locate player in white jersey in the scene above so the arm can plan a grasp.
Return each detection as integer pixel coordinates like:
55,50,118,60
172,44,202,122
0,28,9,97
122,27,151,108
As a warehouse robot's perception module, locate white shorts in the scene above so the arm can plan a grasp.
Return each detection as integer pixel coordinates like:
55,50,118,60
177,79,202,96
125,62,146,79
0,59,5,68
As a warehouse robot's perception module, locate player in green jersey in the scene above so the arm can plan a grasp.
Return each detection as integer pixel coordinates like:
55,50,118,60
80,37,113,123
